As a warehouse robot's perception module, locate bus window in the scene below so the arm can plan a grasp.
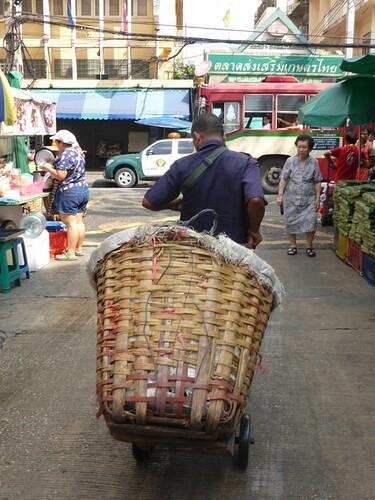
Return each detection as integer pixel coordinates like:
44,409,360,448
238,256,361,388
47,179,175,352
277,94,305,128
212,102,240,134
212,103,224,118
223,102,240,133
244,94,273,129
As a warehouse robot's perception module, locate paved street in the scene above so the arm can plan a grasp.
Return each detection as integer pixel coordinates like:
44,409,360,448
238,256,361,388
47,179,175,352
0,173,374,499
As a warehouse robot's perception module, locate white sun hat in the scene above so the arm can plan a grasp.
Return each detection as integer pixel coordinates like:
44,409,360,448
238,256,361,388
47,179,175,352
50,130,78,147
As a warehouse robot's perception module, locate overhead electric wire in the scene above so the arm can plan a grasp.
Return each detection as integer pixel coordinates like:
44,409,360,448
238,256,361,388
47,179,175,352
12,12,375,49
308,0,348,42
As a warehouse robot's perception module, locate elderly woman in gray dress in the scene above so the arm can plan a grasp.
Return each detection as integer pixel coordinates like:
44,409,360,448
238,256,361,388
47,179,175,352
276,135,322,257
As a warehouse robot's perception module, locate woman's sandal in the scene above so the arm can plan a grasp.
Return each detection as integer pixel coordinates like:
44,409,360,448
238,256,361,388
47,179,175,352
55,251,78,261
306,247,316,257
287,247,297,255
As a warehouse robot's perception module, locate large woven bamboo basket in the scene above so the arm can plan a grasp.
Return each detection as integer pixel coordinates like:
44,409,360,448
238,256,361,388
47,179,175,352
91,225,282,440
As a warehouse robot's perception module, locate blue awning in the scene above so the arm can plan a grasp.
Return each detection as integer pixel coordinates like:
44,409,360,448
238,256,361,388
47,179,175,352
136,117,192,129
31,89,191,121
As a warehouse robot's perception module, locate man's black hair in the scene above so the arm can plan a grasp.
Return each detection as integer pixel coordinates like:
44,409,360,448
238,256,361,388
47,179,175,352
345,131,357,144
363,124,374,135
191,113,224,136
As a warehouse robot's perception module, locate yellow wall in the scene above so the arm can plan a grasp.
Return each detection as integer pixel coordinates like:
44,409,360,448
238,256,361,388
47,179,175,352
0,0,180,80
309,0,375,56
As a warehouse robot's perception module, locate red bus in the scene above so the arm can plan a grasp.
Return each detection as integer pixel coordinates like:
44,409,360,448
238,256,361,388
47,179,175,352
194,77,342,194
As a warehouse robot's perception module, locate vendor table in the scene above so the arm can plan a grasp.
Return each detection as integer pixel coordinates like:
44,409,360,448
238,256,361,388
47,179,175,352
0,193,49,226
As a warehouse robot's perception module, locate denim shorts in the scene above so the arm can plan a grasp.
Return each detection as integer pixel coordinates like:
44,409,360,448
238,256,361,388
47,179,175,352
57,185,89,215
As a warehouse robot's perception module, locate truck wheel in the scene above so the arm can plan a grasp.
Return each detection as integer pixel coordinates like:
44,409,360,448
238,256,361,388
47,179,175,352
259,158,285,194
114,167,138,188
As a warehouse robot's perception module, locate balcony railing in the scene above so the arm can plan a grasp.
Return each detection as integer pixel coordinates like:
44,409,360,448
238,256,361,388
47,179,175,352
287,0,309,16
323,1,348,32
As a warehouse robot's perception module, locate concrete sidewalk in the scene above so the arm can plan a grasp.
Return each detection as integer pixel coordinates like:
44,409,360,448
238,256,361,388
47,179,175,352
0,200,374,498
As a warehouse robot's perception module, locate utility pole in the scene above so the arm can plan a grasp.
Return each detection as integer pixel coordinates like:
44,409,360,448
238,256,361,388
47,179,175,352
346,0,355,59
4,0,23,74
127,0,132,78
42,0,51,79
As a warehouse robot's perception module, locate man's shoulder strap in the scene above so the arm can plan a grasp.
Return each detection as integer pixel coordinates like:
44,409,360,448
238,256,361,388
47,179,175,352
181,146,227,193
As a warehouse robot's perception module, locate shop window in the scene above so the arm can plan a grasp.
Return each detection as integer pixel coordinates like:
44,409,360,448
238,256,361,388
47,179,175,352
54,59,149,79
21,0,41,13
52,0,63,15
77,59,100,78
105,60,128,78
81,0,92,15
133,0,148,16
21,0,31,11
92,1,123,17
23,59,47,79
244,94,273,129
131,59,150,79
54,59,73,79
109,0,120,15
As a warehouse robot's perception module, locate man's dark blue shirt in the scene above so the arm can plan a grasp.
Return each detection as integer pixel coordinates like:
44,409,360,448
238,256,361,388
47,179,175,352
144,140,265,243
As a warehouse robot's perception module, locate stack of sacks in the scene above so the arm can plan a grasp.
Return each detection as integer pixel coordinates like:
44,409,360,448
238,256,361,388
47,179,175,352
333,182,363,235
349,191,375,256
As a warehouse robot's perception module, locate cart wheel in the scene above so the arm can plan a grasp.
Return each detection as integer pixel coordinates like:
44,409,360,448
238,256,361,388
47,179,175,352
132,443,149,462
238,414,251,470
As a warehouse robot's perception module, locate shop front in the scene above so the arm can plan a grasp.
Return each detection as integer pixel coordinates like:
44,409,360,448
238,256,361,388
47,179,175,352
31,87,193,170
0,75,57,283
0,85,56,221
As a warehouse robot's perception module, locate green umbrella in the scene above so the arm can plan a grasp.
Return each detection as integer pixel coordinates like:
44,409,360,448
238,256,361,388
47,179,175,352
340,53,375,75
7,71,31,174
298,74,375,127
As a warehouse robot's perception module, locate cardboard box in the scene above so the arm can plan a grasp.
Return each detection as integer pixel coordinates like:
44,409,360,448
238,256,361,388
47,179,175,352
22,230,50,271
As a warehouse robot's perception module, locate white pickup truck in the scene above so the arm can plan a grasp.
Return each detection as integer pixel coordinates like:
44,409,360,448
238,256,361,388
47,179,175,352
103,138,194,187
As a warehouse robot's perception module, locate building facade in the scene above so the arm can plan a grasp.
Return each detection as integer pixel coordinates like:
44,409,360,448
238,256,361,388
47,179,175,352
292,0,375,57
0,0,185,80
0,0,193,169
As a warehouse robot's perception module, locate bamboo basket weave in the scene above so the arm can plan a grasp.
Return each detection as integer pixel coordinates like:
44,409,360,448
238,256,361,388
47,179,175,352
93,226,280,440
24,198,43,213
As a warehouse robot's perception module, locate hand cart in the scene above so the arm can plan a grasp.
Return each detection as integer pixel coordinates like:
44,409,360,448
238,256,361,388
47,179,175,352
89,221,282,469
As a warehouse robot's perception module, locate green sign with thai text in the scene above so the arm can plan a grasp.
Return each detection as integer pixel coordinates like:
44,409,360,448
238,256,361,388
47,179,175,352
207,54,344,77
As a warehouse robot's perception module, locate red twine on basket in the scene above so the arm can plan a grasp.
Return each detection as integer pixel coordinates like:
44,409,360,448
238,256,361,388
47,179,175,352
200,278,208,288
97,313,104,333
161,307,175,313
177,332,187,349
252,349,265,373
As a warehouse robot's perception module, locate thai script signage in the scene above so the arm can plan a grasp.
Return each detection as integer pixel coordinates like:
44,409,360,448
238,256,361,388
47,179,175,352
207,54,344,78
312,134,341,150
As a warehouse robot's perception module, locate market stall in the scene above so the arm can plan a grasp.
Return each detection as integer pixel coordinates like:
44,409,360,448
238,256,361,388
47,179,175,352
0,71,57,279
0,78,56,222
